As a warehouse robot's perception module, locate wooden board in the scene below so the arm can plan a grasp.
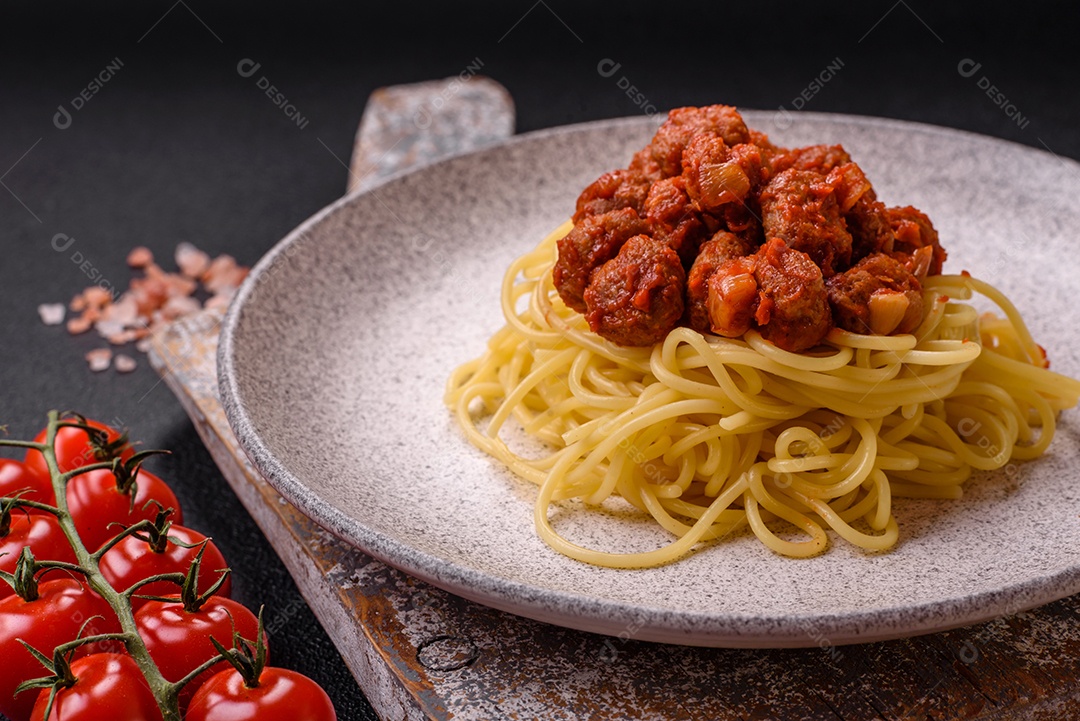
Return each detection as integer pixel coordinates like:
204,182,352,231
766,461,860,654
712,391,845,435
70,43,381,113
148,78,1080,720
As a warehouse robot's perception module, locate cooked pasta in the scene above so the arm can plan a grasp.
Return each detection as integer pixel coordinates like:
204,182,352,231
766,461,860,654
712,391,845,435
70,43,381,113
445,223,1080,568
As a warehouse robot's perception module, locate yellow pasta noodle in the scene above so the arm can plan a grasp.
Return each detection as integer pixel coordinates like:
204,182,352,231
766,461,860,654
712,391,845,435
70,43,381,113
444,222,1080,568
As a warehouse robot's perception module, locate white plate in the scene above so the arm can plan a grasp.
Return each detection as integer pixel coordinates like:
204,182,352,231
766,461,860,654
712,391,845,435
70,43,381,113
219,111,1080,647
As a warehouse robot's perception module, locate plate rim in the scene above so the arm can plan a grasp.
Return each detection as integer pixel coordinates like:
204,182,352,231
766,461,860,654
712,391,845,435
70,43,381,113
218,110,1080,647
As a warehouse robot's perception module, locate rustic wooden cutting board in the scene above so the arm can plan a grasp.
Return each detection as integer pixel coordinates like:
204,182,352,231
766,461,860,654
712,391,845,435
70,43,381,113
148,78,1080,721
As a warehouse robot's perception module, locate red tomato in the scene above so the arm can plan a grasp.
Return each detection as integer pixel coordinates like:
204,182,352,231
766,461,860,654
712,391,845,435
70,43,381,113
0,458,55,508
0,579,121,721
99,525,229,610
29,653,161,721
66,468,182,552
186,666,336,721
23,419,132,481
135,596,264,710
0,515,78,600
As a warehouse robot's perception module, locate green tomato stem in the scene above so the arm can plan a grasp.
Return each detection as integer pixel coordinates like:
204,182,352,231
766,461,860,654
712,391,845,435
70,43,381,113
40,411,183,721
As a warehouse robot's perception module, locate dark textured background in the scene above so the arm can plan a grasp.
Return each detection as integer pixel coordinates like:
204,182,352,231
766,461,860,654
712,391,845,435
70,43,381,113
1,3,1076,719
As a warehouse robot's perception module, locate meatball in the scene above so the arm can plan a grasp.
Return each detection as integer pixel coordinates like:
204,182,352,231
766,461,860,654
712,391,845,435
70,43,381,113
887,205,947,276
643,176,707,265
584,235,686,346
713,203,765,248
685,231,753,334
826,253,924,335
681,134,769,212
649,105,751,177
748,128,777,152
553,208,649,313
628,146,663,182
572,169,653,223
826,162,897,262
769,144,852,175
707,238,832,352
759,169,852,277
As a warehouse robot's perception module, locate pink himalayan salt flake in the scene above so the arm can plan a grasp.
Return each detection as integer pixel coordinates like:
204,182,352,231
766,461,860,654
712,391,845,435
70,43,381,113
161,295,201,320
94,318,125,338
130,276,168,315
114,354,137,373
106,329,140,345
162,272,198,298
127,247,154,268
38,303,66,326
67,315,93,335
100,294,139,326
203,255,248,294
176,242,211,279
83,286,113,308
85,348,112,372
203,293,233,312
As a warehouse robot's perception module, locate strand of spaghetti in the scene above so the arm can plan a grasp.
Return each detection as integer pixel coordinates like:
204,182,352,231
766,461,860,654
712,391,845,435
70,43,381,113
918,414,1016,471
669,332,812,419
561,385,681,446
637,479,740,541
565,352,639,410
826,328,918,350
566,398,737,486
775,421,878,499
973,349,1080,398
702,433,758,497
832,479,881,523
744,331,857,371
649,344,746,408
878,343,982,366
1008,390,1057,460
535,462,750,568
800,493,899,551
744,475,828,557
486,347,578,436
938,275,1043,362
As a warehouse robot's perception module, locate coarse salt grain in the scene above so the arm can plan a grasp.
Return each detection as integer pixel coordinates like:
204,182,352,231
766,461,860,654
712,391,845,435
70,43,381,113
95,319,126,339
38,303,66,326
100,295,139,326
127,247,154,268
176,242,211,279
66,316,92,335
161,295,201,320
114,354,137,373
85,348,113,372
203,294,233,312
83,286,113,307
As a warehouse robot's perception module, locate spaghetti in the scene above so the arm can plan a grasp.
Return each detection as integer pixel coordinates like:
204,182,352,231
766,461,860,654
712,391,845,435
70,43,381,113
445,222,1080,568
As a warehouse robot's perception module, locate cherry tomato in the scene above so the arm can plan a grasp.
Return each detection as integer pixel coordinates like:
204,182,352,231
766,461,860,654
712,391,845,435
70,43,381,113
66,468,182,551
135,596,264,710
0,579,121,721
24,419,132,481
99,525,229,610
0,459,55,508
186,666,336,721
29,653,161,721
0,515,78,600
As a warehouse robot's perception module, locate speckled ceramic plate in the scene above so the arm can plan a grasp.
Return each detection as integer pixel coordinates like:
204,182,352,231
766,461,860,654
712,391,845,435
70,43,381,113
219,111,1080,648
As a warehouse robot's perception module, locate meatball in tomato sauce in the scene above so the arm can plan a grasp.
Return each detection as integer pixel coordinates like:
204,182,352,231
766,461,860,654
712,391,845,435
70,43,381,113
584,236,686,346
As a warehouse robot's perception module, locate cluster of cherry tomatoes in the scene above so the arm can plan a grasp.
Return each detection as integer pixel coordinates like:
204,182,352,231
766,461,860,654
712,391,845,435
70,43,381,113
0,417,337,721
